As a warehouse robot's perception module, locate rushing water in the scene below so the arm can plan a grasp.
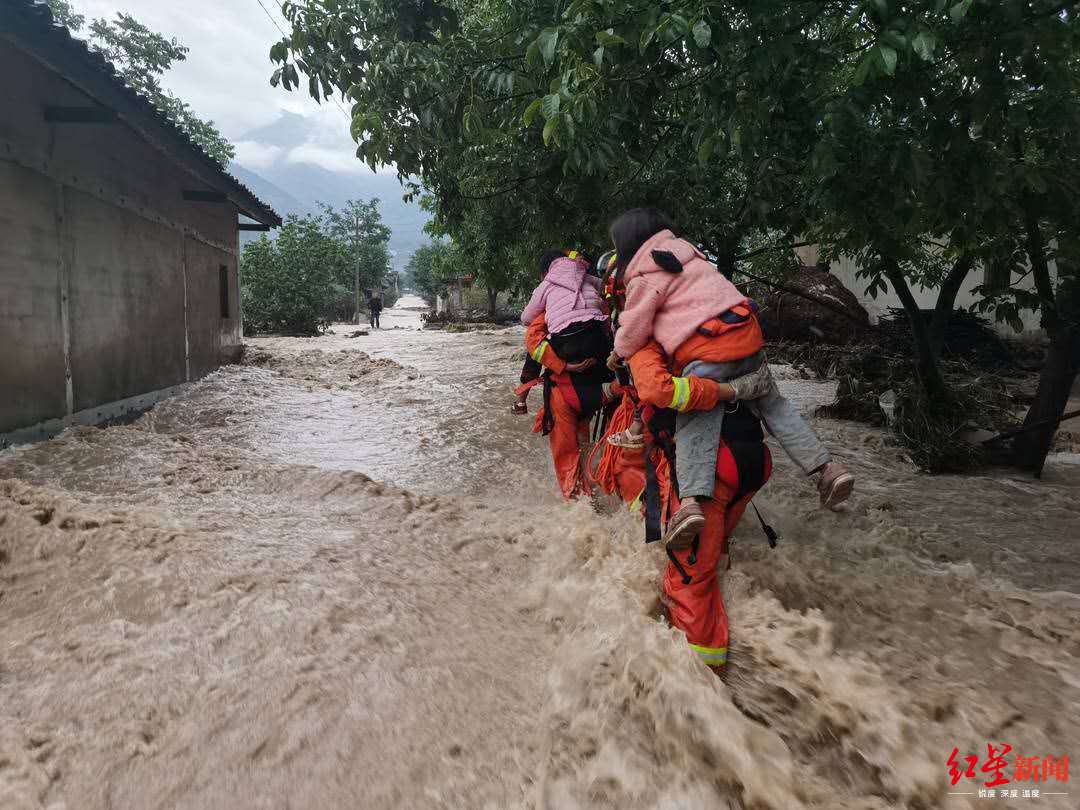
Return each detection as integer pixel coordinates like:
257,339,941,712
1,295,1078,810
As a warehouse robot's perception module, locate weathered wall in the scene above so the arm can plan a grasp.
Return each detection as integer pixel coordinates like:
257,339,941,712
65,188,187,410
0,161,67,429
0,39,243,438
185,236,241,380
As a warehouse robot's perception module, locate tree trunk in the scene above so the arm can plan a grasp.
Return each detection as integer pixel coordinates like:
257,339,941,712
1011,321,1080,476
1010,209,1077,475
487,286,498,318
928,254,974,358
885,262,951,404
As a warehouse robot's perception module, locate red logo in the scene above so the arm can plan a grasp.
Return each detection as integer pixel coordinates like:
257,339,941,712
948,745,1069,800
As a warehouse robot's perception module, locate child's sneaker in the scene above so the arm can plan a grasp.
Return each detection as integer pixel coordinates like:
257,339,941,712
607,427,644,449
662,501,706,550
815,462,854,510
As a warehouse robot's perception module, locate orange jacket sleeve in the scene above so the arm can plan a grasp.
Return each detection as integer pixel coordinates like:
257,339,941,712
627,340,724,412
524,314,567,375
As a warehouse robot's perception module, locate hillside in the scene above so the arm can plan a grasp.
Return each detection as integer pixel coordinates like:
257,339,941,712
229,113,430,270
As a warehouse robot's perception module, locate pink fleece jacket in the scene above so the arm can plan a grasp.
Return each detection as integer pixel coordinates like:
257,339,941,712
520,257,605,334
613,230,748,359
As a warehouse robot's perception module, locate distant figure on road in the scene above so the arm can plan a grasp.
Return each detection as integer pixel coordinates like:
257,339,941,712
368,292,383,329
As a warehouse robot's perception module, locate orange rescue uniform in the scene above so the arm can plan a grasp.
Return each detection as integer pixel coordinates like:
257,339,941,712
613,340,771,672
522,315,607,499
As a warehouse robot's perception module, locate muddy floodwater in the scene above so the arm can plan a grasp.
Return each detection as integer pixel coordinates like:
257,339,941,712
2,295,1078,810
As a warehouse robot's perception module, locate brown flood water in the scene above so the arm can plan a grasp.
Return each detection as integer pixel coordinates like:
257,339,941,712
1,295,1078,810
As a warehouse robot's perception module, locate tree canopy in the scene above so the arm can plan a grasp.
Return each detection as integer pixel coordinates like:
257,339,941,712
241,200,393,334
269,0,1080,471
48,1,235,165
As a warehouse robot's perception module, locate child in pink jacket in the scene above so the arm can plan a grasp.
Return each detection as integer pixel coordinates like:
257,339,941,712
605,208,854,547
512,250,612,414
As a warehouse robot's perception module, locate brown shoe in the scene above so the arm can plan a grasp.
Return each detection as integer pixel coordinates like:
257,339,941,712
816,462,855,510
663,501,706,551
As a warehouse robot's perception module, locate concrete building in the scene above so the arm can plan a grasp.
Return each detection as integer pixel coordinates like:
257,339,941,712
0,0,281,446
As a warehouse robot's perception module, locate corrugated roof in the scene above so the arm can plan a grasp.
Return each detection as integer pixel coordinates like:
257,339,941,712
1,0,282,227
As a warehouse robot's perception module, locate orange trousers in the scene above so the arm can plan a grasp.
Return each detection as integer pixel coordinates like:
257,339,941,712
662,483,756,670
607,435,763,672
540,385,593,500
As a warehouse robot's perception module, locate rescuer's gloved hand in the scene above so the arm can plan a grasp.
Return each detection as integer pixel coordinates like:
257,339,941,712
729,362,774,401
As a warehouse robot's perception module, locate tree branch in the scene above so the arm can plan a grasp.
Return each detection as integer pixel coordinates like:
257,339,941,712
458,170,547,200
735,240,813,262
929,253,975,356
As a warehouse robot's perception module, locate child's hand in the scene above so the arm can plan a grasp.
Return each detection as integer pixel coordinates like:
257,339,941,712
606,351,623,371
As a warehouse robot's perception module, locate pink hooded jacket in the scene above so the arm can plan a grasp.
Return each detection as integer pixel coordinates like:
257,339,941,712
613,230,748,359
520,256,605,335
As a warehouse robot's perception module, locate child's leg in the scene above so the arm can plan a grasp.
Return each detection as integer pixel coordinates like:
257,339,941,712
751,386,854,507
686,353,829,475
674,359,751,501
749,380,831,475
520,356,542,385
674,405,726,500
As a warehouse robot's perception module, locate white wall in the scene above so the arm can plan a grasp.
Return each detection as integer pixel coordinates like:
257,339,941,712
795,246,1049,336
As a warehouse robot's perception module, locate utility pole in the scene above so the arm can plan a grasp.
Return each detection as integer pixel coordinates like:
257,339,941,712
354,214,361,325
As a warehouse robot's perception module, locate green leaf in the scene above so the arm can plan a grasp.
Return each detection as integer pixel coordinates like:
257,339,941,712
912,31,936,60
543,114,560,146
668,14,690,35
541,93,561,119
878,44,898,75
853,53,873,85
538,28,559,66
949,0,973,23
872,0,888,15
692,19,711,48
697,135,716,165
526,39,541,69
639,26,656,53
522,98,543,126
596,29,626,46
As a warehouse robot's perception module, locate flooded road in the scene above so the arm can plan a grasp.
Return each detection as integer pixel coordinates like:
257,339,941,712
1,295,1078,810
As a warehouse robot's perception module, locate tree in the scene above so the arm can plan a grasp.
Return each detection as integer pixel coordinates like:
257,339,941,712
47,2,235,165
269,0,1080,472
319,199,392,320
46,0,83,30
241,214,350,335
269,0,822,297
405,242,453,305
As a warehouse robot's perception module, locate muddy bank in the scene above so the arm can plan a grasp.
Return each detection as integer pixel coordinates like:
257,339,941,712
1,305,1078,809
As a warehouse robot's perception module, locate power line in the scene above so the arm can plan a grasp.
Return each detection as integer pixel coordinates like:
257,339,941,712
252,0,352,121
251,0,287,39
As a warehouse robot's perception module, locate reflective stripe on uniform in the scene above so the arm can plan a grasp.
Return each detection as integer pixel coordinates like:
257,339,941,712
531,340,549,363
629,489,644,513
688,643,728,665
669,377,691,411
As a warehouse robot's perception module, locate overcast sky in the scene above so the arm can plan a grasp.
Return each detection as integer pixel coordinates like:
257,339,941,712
65,0,371,174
